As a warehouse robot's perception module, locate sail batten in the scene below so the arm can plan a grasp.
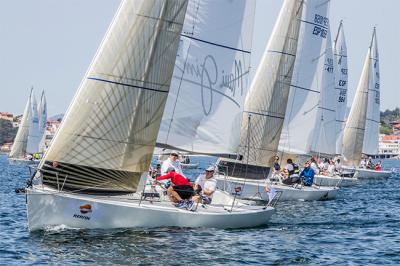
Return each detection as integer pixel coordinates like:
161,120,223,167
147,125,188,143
40,0,189,192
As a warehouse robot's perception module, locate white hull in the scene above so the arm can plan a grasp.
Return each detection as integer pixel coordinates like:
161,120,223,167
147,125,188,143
216,175,339,202
181,163,199,169
26,186,275,231
314,175,358,187
354,168,392,179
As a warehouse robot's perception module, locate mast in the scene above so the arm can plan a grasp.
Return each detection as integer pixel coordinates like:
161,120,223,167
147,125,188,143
39,0,189,193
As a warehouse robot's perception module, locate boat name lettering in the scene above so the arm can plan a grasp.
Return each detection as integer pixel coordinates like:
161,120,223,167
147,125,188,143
338,80,347,87
312,14,329,39
374,90,380,104
341,68,348,75
73,214,91,220
325,58,334,73
314,14,329,27
338,89,347,103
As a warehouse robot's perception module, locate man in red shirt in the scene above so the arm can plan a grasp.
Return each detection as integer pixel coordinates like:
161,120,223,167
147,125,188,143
156,167,194,204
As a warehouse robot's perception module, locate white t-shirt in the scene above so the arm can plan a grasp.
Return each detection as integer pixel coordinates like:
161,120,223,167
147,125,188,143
311,162,320,174
285,164,294,172
327,164,335,175
161,158,183,175
195,174,217,198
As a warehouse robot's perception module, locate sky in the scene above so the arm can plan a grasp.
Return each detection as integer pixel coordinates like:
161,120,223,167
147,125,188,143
0,0,399,116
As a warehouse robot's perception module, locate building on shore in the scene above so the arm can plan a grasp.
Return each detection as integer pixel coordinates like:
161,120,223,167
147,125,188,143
374,134,400,159
0,112,13,121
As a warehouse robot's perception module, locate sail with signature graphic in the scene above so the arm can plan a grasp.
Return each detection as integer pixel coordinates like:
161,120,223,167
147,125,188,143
310,24,336,156
362,28,380,155
156,0,256,157
342,30,376,165
9,89,33,158
333,21,348,155
278,0,331,156
238,0,303,166
39,0,188,192
38,90,47,153
26,93,41,154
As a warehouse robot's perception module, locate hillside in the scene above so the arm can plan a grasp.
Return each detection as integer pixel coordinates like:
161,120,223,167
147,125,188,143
0,119,17,145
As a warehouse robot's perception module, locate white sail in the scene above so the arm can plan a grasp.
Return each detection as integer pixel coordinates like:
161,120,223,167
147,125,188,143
333,21,348,155
26,93,41,154
156,0,256,157
279,0,331,156
310,25,336,156
238,0,303,166
362,28,380,155
38,91,47,153
40,0,188,192
342,35,374,165
9,89,33,158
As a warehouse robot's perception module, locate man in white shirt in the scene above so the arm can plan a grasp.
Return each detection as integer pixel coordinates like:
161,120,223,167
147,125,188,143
161,152,183,175
192,166,217,205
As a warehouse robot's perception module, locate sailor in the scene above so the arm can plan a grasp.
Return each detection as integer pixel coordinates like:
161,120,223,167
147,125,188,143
375,160,382,171
366,157,374,169
300,161,315,186
160,151,183,175
192,166,217,205
334,159,343,174
155,167,193,207
310,157,320,174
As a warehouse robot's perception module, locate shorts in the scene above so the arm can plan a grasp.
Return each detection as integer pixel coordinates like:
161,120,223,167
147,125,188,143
173,185,194,199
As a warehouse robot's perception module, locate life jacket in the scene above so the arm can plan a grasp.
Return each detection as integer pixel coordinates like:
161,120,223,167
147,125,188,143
292,163,300,174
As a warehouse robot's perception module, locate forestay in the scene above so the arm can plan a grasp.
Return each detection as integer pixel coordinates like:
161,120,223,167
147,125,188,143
310,24,336,156
39,0,188,192
279,0,330,156
342,34,373,165
38,91,47,153
9,89,33,158
157,0,256,157
239,0,303,167
333,21,348,155
362,28,380,155
26,93,41,154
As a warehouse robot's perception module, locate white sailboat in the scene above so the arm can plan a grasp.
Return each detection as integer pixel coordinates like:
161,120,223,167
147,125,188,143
216,0,338,202
342,28,391,179
38,90,47,154
9,88,42,163
313,21,357,187
26,0,274,231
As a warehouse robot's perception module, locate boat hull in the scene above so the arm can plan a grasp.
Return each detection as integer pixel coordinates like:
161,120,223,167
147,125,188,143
216,176,339,201
354,168,392,179
314,175,358,187
26,187,274,231
181,163,199,169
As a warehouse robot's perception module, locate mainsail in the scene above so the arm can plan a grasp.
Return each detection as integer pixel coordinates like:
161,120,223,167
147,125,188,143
362,28,380,155
310,23,336,156
239,0,303,167
279,0,331,156
38,90,47,153
333,21,348,155
156,0,256,157
39,0,189,192
26,93,41,154
342,29,378,165
9,89,33,158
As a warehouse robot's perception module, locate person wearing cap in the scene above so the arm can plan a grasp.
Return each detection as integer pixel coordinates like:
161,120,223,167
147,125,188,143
155,167,193,205
160,152,184,175
192,166,217,205
300,161,315,186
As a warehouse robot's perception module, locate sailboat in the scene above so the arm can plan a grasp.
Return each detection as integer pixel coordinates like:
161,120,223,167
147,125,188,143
342,28,391,179
216,0,339,201
313,21,357,187
9,88,42,163
38,90,47,154
25,0,274,231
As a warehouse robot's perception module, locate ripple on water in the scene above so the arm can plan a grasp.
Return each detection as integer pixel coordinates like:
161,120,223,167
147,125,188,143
0,155,399,265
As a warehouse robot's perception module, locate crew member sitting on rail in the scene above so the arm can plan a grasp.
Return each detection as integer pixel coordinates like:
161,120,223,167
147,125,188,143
155,167,193,207
375,161,382,171
300,161,315,186
192,166,217,205
161,151,184,175
281,158,301,185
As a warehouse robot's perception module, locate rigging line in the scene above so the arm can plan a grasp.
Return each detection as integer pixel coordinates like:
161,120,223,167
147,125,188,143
180,34,251,54
300,19,328,30
290,84,321,94
164,41,193,146
243,110,285,120
268,50,296,57
87,77,169,93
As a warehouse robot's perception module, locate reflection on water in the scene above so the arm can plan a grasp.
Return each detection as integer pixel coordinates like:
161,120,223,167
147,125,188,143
0,154,399,265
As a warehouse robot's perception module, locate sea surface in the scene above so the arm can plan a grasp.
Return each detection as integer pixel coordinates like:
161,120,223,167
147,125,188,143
0,154,399,265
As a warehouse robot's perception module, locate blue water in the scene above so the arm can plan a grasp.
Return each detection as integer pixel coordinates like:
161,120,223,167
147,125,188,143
1,154,399,265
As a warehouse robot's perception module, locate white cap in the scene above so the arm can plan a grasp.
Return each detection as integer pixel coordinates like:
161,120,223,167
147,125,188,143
206,165,215,171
